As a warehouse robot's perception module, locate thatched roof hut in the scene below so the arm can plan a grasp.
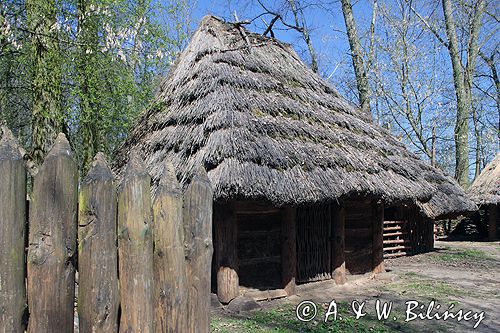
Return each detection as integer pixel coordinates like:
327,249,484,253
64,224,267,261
113,16,477,300
468,153,499,240
114,15,472,217
469,153,500,206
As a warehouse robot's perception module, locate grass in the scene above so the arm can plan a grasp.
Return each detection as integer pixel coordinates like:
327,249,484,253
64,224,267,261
433,248,492,263
211,302,428,333
382,272,466,300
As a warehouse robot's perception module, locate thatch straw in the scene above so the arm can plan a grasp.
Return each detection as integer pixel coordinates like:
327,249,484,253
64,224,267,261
113,16,475,218
468,153,500,206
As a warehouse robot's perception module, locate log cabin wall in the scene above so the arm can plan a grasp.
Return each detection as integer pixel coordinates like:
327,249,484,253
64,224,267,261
344,200,375,274
382,206,434,257
403,207,434,254
212,201,293,303
488,204,499,241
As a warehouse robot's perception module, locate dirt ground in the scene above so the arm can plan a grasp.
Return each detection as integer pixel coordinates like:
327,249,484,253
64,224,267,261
211,240,500,333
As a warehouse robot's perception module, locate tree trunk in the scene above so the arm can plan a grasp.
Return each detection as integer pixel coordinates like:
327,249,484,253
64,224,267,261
442,0,485,186
77,0,102,172
288,0,318,73
25,0,63,167
340,0,371,116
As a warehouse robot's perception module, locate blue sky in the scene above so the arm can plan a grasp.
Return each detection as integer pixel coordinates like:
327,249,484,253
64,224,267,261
187,0,375,80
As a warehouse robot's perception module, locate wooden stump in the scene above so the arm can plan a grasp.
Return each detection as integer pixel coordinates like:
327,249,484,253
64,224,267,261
331,205,346,284
184,166,213,333
214,203,239,304
0,128,27,333
281,207,297,295
372,202,385,274
27,133,78,333
78,153,119,333
117,152,154,333
153,162,187,333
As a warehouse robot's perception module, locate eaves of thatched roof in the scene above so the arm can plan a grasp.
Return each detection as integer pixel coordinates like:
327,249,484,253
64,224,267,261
469,153,500,206
113,15,476,218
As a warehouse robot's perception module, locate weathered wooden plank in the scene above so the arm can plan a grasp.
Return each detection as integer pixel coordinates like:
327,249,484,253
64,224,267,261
78,153,119,333
27,133,78,333
242,288,287,301
0,127,27,333
184,166,213,333
281,207,297,295
331,205,346,285
117,152,154,333
153,162,187,333
214,203,239,304
372,202,385,274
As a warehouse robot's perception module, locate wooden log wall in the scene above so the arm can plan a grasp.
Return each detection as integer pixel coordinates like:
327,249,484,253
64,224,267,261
344,200,374,274
0,128,213,333
281,207,297,295
372,202,384,273
331,205,346,284
488,204,498,241
213,203,239,304
403,207,434,254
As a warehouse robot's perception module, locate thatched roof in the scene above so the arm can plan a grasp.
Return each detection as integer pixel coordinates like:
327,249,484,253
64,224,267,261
113,16,475,217
469,153,500,206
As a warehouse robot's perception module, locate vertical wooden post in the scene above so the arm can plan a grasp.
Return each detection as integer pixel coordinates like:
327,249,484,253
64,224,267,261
117,152,154,333
331,204,346,284
489,205,498,241
27,133,78,333
184,166,213,333
372,201,385,274
0,128,27,333
153,162,187,333
214,203,239,304
281,207,297,295
78,153,119,333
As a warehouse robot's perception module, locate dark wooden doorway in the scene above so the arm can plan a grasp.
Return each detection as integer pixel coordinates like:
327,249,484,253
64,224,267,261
237,211,282,290
344,200,373,274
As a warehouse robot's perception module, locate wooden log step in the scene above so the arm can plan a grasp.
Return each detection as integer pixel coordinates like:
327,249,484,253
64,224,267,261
383,232,404,237
384,245,411,251
384,220,407,225
383,239,409,245
384,252,408,258
383,226,402,231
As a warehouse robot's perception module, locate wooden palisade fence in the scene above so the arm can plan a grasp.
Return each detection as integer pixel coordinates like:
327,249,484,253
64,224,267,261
0,127,213,333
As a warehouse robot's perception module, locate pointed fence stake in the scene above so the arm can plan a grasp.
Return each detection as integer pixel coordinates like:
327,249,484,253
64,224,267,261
27,133,78,333
0,127,27,333
78,153,119,333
